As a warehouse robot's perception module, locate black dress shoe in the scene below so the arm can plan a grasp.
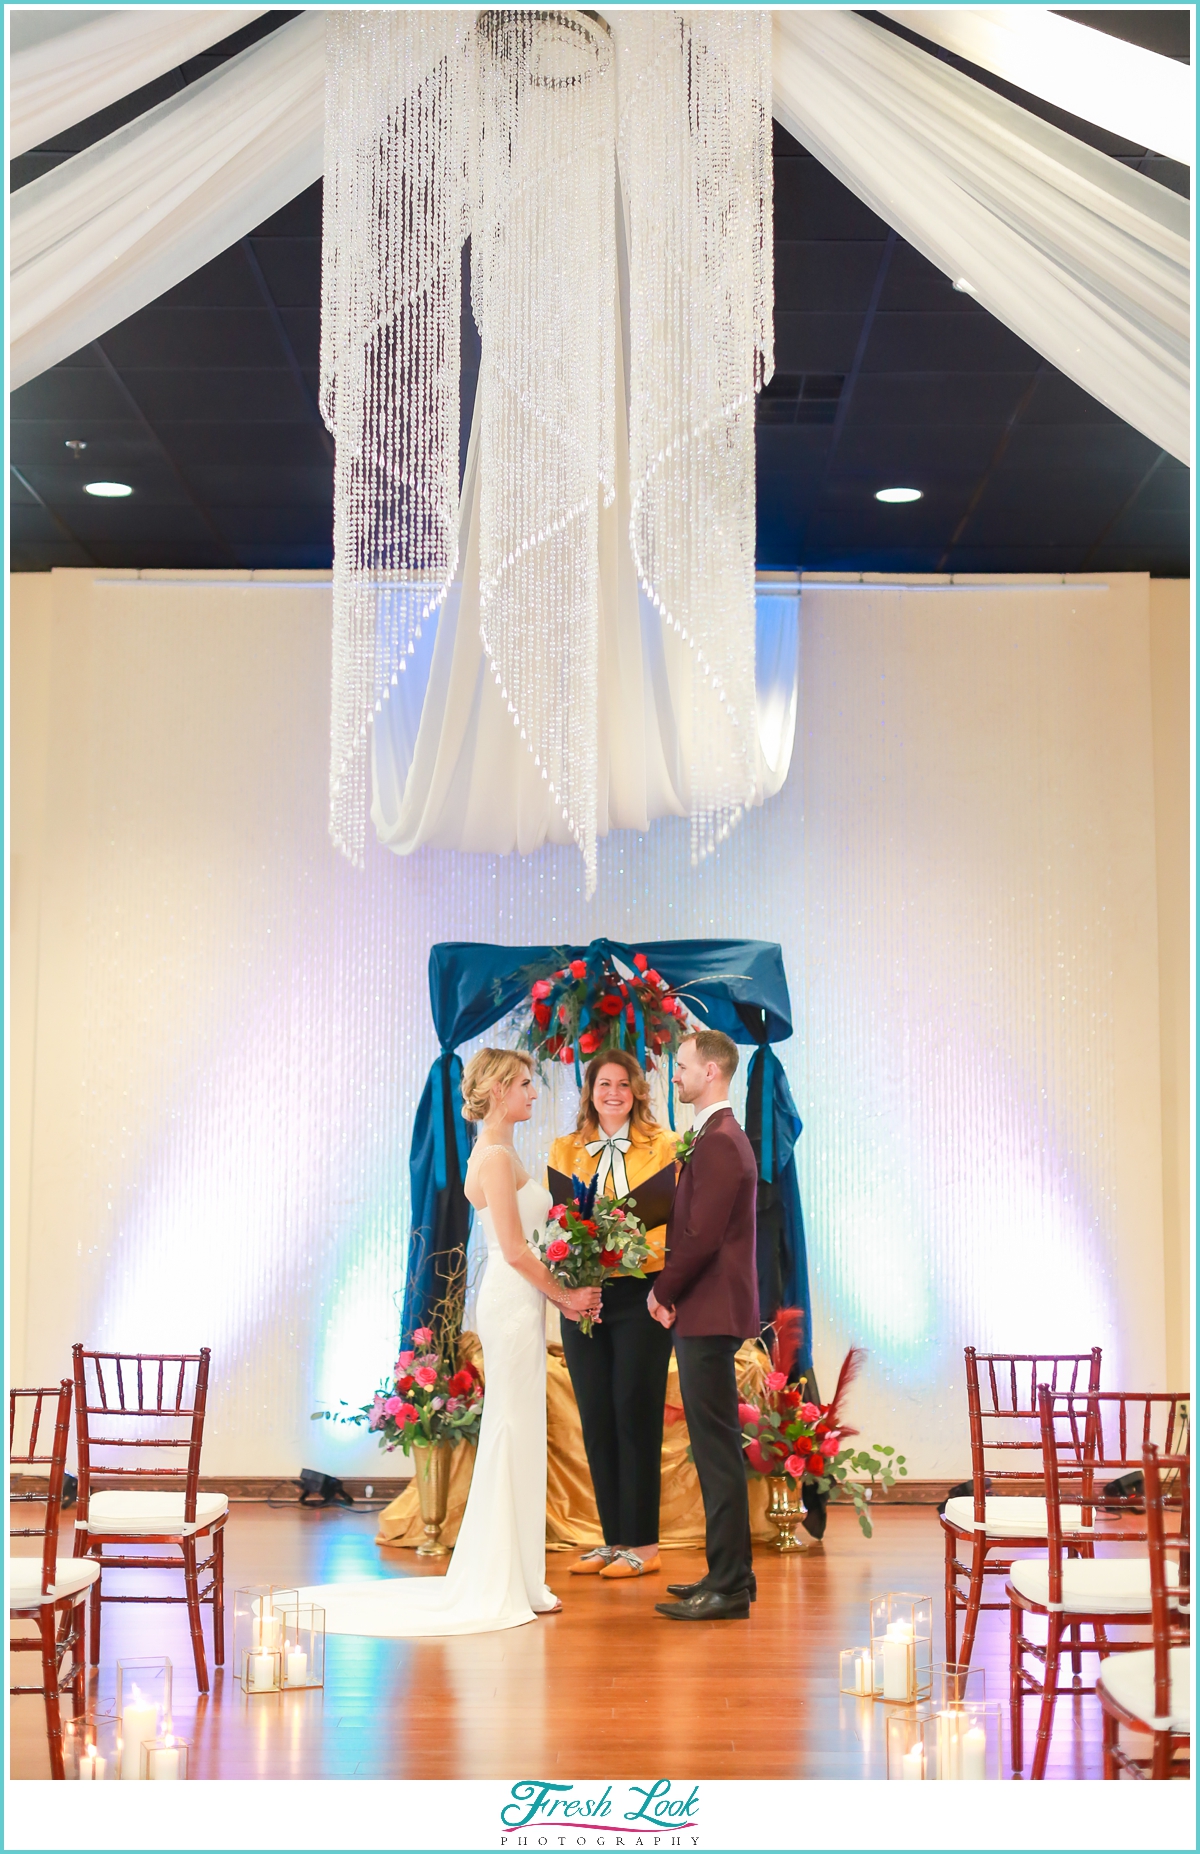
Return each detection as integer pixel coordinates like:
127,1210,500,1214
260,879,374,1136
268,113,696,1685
655,1590,751,1621
667,1577,757,1602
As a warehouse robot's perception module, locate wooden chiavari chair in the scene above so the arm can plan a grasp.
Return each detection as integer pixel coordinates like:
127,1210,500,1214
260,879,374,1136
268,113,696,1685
71,1346,227,1692
10,1381,95,1778
941,1347,1102,1667
1008,1387,1190,1779
1097,1442,1191,1779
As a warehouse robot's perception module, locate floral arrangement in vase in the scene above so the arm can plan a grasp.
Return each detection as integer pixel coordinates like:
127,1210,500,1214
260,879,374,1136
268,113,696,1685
738,1312,907,1538
533,1174,653,1335
517,948,691,1074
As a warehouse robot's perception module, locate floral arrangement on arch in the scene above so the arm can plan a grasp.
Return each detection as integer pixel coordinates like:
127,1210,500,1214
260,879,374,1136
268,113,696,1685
517,948,691,1074
738,1312,907,1538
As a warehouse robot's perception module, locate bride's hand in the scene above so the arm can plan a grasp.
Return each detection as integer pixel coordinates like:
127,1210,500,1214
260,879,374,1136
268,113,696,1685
559,1285,602,1318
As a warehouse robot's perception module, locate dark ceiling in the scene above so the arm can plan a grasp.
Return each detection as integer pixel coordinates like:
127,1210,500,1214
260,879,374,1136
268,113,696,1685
9,8,1191,577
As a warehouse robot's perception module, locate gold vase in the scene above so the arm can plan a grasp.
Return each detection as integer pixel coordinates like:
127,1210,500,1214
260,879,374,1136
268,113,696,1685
412,1442,452,1557
766,1475,809,1552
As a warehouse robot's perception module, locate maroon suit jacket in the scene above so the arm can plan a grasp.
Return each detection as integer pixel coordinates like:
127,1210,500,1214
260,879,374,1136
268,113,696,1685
654,1108,760,1339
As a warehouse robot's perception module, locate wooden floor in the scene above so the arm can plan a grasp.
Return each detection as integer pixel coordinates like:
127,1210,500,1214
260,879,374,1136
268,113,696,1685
10,1503,1137,1781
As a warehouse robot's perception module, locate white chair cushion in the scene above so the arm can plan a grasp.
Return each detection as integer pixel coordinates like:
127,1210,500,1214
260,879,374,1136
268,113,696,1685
76,1491,228,1536
9,1555,101,1610
944,1495,1088,1537
1097,1646,1191,1733
1010,1554,1180,1614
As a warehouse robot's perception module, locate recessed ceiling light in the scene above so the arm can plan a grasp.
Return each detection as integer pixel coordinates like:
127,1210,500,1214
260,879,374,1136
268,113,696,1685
85,481,133,498
876,486,922,504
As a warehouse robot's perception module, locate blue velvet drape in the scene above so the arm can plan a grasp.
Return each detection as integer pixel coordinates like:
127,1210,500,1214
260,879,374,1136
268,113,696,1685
400,938,813,1380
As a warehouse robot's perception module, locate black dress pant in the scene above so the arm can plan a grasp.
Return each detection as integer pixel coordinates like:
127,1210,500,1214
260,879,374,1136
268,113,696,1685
674,1334,754,1596
560,1274,674,1546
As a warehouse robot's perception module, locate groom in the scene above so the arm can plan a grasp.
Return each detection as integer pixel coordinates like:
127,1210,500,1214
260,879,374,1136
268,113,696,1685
648,1029,759,1620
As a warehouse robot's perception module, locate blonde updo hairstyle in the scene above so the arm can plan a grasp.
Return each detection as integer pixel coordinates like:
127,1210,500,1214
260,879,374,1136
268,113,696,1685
461,1046,535,1123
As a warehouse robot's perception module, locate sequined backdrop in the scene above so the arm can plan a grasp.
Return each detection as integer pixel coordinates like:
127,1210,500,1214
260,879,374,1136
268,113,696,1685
15,571,1166,1476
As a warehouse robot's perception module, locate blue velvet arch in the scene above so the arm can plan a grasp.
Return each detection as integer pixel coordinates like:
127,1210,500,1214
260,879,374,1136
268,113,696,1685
400,938,815,1382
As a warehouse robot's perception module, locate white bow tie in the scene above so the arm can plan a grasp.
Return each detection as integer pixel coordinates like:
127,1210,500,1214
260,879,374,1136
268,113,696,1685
585,1132,632,1199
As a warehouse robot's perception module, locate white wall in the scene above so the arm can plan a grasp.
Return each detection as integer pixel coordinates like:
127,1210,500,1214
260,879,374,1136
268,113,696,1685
8,568,1184,1475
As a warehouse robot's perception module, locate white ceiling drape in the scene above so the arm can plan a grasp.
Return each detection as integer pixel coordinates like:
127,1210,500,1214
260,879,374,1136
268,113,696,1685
9,8,1189,465
9,7,267,158
880,8,1193,168
773,9,1190,464
9,13,324,390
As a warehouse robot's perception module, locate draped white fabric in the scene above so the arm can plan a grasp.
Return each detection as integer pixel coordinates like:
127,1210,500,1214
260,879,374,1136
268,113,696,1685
773,10,1191,464
881,8,1193,167
370,336,797,861
9,13,325,390
9,8,266,159
9,7,1188,468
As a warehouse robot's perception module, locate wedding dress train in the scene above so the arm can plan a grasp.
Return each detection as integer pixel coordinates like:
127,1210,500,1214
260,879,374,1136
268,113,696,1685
297,1180,557,1637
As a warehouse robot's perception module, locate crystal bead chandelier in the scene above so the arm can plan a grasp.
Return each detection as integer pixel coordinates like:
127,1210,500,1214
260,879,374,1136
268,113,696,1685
321,9,773,888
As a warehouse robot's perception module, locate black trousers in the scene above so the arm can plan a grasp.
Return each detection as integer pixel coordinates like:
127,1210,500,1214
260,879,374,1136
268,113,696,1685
674,1334,754,1596
560,1274,674,1546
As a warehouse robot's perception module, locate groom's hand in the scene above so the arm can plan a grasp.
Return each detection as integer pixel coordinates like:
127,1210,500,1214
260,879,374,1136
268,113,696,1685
647,1287,675,1329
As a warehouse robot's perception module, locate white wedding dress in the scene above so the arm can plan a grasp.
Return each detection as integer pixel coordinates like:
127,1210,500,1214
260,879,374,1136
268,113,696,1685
297,1179,558,1637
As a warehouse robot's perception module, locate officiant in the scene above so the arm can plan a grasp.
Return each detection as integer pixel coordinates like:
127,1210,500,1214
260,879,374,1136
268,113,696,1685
548,1050,678,1582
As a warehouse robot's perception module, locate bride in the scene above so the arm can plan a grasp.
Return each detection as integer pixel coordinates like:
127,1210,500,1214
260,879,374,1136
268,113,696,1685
299,1047,600,1637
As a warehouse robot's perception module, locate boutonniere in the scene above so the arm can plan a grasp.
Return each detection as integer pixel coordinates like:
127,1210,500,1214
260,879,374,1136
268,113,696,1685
676,1128,702,1166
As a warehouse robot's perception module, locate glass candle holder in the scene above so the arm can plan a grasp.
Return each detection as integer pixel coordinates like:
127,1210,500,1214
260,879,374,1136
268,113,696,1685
233,1585,296,1687
921,1700,1003,1780
886,1706,931,1779
115,1659,171,1780
839,1645,877,1697
272,1597,326,1690
869,1592,932,1704
68,1708,118,1781
140,1733,191,1780
936,1661,986,1708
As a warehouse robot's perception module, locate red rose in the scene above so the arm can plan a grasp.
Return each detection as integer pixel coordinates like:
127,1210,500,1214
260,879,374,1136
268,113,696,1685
395,1374,414,1393
533,1001,551,1029
779,1389,802,1411
598,995,622,1016
645,970,661,986
625,1005,635,1024
569,959,587,980
447,1370,474,1396
599,1247,621,1268
559,1043,576,1064
634,953,648,970
579,1027,603,1054
531,978,552,1001
546,1237,571,1263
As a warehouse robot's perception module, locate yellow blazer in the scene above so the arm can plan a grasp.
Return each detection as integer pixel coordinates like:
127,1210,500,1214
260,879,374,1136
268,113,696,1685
547,1123,679,1272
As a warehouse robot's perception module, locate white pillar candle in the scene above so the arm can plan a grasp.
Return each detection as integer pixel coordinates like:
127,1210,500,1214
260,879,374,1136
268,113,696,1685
936,1711,961,1780
961,1725,987,1781
79,1747,106,1781
247,1650,277,1692
880,1623,914,1702
119,1701,159,1780
901,1744,924,1780
146,1738,182,1781
286,1647,308,1687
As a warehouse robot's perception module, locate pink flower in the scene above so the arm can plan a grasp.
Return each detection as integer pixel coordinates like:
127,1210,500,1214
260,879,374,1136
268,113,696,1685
737,1402,761,1427
414,1366,438,1388
367,1393,387,1432
820,1434,840,1456
412,1326,433,1346
546,1236,570,1262
548,1203,569,1226
531,978,553,1001
784,1454,807,1479
430,1396,444,1411
397,1351,415,1369
766,1370,788,1393
384,1395,404,1416
801,1402,821,1422
445,1397,462,1414
611,1208,626,1221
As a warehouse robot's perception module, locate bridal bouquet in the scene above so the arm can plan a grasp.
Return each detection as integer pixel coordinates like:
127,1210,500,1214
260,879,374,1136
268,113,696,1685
315,1326,485,1456
534,1174,653,1335
738,1314,907,1538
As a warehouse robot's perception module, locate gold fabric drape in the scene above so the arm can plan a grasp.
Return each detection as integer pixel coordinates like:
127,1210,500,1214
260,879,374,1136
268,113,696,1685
376,1333,773,1550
